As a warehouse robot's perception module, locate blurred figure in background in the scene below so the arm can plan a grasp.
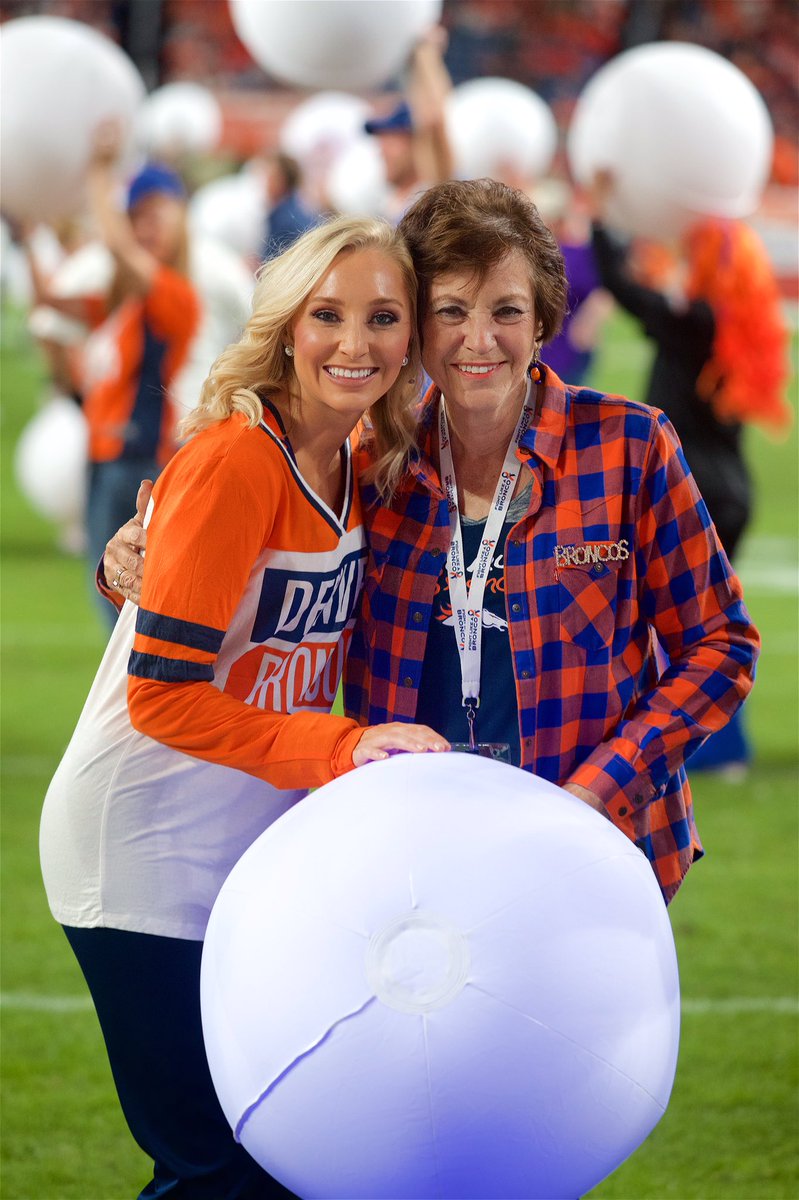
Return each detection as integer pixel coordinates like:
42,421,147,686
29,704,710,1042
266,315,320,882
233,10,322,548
11,217,104,407
590,174,791,775
260,150,321,261
363,25,454,223
535,178,615,386
81,121,200,625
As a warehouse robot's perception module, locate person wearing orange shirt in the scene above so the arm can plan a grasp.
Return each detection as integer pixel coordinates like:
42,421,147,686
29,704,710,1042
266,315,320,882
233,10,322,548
81,123,201,625
40,214,446,1199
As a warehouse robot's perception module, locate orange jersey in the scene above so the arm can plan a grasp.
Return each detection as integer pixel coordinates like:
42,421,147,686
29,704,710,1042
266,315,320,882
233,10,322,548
128,403,366,790
81,264,200,464
41,403,366,939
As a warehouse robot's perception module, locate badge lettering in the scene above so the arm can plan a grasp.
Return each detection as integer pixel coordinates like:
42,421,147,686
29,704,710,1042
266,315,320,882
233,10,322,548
554,540,630,570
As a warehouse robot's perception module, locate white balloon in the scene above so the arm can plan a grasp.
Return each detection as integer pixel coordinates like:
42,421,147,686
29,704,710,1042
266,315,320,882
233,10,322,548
173,235,256,414
202,753,680,1200
0,16,145,223
567,41,774,239
136,82,222,157
229,0,443,91
279,92,370,179
14,396,88,524
327,136,389,217
188,173,266,261
446,78,558,182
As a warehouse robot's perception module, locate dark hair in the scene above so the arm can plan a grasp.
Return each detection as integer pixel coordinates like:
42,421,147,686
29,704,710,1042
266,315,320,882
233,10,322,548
397,178,568,344
272,151,302,194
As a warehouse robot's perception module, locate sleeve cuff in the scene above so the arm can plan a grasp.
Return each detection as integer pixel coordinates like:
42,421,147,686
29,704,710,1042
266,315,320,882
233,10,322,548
95,555,124,611
568,741,665,824
329,723,366,778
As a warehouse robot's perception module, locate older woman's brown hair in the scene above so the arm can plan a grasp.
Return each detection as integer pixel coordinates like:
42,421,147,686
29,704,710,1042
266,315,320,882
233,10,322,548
397,177,568,346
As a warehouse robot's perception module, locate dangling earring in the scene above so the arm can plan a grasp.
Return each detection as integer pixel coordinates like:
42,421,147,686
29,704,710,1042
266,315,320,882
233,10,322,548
284,345,294,358
401,355,409,367
530,344,542,383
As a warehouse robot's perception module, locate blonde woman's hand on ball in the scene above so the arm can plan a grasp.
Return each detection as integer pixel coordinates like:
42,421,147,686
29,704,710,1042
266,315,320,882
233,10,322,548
353,724,449,766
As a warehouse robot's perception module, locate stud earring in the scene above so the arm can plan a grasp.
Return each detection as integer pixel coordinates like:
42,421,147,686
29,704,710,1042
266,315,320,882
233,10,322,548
401,355,409,366
284,345,294,357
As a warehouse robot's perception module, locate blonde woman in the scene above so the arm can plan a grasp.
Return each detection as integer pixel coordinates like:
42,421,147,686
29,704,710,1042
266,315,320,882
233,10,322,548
40,215,446,1200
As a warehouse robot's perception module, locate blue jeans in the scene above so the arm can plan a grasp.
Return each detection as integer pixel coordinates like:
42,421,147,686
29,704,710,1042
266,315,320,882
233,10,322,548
86,458,159,629
63,926,296,1199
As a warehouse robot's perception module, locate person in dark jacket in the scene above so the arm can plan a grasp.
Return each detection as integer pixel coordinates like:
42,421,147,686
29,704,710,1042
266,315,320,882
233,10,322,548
589,175,790,771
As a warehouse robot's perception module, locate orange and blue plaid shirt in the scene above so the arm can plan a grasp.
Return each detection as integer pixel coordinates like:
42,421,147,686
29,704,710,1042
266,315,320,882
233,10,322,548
345,368,760,902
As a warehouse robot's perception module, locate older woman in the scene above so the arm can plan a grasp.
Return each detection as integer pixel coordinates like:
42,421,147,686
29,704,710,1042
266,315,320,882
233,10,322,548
346,178,759,904
105,179,759,907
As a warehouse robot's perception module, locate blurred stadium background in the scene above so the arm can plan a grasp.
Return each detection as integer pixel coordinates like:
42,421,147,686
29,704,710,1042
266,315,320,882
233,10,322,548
1,1,797,1197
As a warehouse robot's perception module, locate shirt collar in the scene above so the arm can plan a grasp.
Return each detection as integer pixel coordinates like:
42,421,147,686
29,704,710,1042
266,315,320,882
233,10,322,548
405,366,570,496
518,364,569,470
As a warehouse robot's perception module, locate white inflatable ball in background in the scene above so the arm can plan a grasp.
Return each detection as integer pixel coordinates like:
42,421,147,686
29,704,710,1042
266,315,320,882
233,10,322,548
228,0,443,91
0,222,66,311
0,16,145,224
136,82,223,158
202,753,680,1200
279,92,370,181
27,240,114,348
172,235,256,415
14,396,88,525
326,137,389,217
446,78,558,183
567,41,774,240
189,173,267,262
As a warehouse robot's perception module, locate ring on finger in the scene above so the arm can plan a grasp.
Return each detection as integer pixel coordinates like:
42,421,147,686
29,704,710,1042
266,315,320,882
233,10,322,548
112,566,124,589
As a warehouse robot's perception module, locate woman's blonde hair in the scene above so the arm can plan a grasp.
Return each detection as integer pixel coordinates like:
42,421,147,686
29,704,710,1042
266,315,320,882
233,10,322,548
180,214,421,498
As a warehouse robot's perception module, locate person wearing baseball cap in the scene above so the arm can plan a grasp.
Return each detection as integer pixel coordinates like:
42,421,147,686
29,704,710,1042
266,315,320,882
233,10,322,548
81,123,200,627
363,28,454,222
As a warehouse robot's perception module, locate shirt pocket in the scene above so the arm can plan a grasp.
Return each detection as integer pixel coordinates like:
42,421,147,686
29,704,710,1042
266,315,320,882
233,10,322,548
558,561,621,654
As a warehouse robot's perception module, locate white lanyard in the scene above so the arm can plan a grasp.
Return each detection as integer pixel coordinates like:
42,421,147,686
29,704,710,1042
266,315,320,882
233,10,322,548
438,381,534,746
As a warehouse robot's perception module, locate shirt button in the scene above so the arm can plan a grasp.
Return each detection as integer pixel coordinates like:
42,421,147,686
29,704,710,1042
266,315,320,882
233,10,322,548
634,793,645,805
511,603,521,613
403,676,414,687
520,669,531,679
524,737,533,747
412,612,423,623
429,547,443,558
618,806,628,817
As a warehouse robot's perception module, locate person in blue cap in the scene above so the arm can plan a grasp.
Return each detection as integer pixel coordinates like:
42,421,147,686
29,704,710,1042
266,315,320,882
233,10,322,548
80,121,200,628
363,26,454,223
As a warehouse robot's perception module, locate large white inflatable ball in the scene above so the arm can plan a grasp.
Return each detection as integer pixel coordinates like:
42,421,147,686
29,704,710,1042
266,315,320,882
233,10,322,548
136,82,223,158
567,41,774,239
0,16,145,224
229,0,443,91
14,396,88,525
189,172,266,261
326,136,389,217
280,93,370,179
202,753,680,1200
172,235,255,415
446,78,558,183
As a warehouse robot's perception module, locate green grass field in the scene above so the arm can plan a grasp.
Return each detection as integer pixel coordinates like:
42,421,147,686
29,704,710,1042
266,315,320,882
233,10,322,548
1,305,797,1199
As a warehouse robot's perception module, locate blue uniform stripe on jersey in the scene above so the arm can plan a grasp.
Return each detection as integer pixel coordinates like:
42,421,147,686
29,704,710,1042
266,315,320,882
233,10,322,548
128,651,214,683
136,608,225,653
